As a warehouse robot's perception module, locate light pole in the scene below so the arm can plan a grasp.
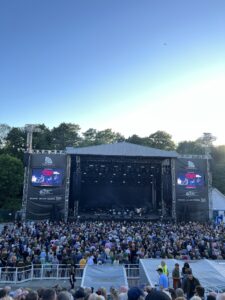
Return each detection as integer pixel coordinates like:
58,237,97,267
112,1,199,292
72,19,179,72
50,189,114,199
25,124,41,153
201,133,216,220
21,124,41,220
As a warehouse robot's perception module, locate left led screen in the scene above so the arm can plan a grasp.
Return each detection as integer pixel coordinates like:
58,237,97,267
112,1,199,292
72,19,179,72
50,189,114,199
31,168,63,187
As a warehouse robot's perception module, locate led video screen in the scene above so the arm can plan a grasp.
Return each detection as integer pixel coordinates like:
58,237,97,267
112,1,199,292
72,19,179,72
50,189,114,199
31,168,63,187
177,172,204,189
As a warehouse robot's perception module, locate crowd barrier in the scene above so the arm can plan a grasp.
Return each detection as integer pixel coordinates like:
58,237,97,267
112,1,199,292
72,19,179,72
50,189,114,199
0,263,223,294
0,264,139,286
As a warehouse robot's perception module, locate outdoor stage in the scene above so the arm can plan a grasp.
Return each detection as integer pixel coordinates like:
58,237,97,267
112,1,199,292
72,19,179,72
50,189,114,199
68,142,177,221
23,142,210,222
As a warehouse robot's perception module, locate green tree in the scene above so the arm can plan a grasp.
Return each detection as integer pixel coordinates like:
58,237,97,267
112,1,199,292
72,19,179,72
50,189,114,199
51,123,82,149
0,123,11,149
147,131,176,150
5,127,26,160
211,145,225,162
126,134,146,145
177,141,204,155
211,145,225,194
94,129,125,145
81,128,98,146
32,124,53,150
0,154,24,209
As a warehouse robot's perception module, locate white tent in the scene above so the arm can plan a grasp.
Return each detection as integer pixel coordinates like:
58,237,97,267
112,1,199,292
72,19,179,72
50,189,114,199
211,188,225,211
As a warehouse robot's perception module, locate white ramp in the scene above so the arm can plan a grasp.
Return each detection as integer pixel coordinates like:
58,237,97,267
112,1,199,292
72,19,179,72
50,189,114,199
139,259,225,291
139,259,178,287
81,265,128,293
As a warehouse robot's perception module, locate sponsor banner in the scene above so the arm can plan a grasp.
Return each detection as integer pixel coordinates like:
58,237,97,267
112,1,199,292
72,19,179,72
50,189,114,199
31,154,67,168
26,154,67,220
175,157,209,220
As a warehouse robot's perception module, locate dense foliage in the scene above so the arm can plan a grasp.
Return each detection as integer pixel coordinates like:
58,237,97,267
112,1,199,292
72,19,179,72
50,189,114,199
0,154,24,209
0,123,224,209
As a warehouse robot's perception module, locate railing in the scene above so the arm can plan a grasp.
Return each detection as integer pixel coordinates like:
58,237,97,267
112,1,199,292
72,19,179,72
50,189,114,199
0,264,83,284
0,264,139,285
1,264,224,293
205,286,225,294
125,264,139,287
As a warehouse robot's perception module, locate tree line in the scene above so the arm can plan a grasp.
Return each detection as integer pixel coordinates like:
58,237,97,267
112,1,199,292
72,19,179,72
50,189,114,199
0,123,224,210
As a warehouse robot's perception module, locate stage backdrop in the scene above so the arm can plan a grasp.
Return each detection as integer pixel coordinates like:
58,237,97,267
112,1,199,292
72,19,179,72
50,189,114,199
175,157,209,221
26,153,68,220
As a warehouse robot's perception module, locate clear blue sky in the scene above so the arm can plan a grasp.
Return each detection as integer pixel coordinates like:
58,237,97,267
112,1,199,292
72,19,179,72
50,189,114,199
0,0,225,144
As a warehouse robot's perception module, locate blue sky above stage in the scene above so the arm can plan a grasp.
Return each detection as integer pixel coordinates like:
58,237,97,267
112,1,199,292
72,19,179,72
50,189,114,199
0,0,225,145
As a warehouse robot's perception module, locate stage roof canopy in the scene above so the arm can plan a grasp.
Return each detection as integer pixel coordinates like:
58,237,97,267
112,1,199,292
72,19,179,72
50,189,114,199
66,142,178,158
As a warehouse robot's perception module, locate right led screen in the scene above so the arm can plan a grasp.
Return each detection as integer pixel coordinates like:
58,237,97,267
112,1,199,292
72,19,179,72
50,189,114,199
177,171,204,189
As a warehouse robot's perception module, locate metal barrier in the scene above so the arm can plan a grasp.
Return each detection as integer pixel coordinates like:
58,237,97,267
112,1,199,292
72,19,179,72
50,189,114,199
1,264,223,292
0,264,84,284
0,264,139,285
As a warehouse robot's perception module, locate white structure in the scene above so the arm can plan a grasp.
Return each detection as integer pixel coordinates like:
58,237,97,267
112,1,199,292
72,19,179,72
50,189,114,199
212,188,225,210
210,188,225,222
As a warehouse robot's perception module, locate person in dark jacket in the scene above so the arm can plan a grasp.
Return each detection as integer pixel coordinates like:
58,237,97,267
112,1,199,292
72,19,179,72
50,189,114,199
182,270,200,300
69,264,76,289
172,263,181,289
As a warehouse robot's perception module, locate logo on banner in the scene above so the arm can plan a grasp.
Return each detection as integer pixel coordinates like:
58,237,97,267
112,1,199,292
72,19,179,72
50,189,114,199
44,156,53,165
187,160,196,169
185,191,197,197
39,189,53,195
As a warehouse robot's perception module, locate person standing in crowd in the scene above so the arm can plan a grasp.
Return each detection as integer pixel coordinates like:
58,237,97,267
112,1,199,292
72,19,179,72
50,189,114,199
79,256,87,269
195,285,205,300
74,288,86,300
160,261,169,277
182,270,200,300
69,264,76,289
156,267,169,291
172,263,181,289
127,287,144,300
145,289,171,300
41,289,57,300
181,262,191,282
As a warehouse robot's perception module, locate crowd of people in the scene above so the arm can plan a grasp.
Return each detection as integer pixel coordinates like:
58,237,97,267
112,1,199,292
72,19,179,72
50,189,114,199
0,220,225,300
0,282,224,300
0,220,225,270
